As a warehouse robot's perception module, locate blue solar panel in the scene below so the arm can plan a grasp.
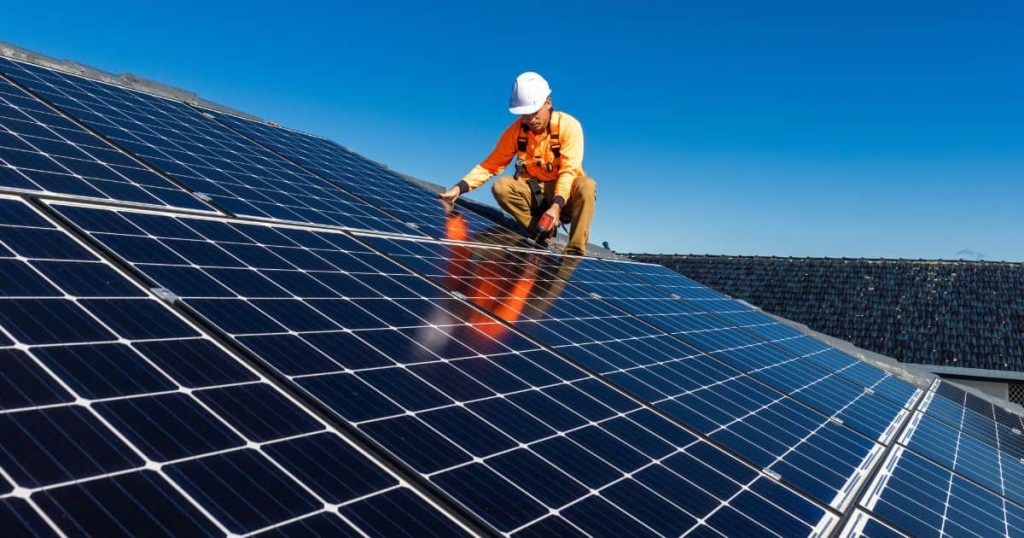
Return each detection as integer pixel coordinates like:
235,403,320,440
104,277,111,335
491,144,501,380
609,260,922,408
919,388,1024,465
0,195,469,536
0,73,210,210
206,109,535,247
50,200,839,536
858,446,1024,537
900,398,1024,507
358,236,887,511
932,381,1024,428
563,259,914,444
931,380,1024,450
0,58,418,236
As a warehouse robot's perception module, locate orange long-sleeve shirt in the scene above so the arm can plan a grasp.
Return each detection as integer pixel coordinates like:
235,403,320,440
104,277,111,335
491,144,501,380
459,111,584,206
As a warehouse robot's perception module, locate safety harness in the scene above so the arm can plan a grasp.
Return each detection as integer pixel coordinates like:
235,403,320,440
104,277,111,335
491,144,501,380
514,113,561,215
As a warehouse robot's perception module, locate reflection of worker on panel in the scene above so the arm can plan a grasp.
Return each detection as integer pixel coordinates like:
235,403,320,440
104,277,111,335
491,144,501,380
439,72,596,255
415,212,581,352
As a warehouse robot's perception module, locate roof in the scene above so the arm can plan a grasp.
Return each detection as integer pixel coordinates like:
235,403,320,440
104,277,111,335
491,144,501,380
1,41,1023,538
631,254,1024,375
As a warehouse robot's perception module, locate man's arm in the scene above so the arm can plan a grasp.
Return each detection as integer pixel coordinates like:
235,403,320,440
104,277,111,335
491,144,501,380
440,123,518,201
552,116,584,208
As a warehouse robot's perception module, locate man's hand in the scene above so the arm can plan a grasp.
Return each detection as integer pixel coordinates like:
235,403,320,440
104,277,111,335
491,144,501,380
540,204,561,232
438,186,461,214
438,186,461,203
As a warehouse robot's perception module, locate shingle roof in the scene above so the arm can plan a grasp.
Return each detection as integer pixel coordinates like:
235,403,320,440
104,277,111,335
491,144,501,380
631,254,1024,373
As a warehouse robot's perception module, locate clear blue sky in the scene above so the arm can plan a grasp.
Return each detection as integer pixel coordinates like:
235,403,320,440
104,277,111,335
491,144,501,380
3,1,1022,260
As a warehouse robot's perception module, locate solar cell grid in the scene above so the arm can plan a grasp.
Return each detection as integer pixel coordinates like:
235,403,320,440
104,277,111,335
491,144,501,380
0,73,211,211
611,260,922,408
918,387,1024,461
564,259,913,444
899,403,1024,507
859,446,1024,538
0,57,418,236
206,108,535,247
360,235,886,511
50,200,839,536
934,380,1024,435
0,195,469,537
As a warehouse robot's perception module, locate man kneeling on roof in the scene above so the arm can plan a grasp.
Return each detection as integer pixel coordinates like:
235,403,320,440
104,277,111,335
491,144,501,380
439,72,596,256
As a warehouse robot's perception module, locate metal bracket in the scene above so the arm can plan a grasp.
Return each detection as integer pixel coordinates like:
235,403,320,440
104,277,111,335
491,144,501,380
863,387,876,396
450,290,468,301
201,112,215,120
1013,428,1022,436
830,416,845,426
193,192,213,202
589,292,602,300
405,222,420,230
670,293,682,300
762,468,782,481
150,287,180,304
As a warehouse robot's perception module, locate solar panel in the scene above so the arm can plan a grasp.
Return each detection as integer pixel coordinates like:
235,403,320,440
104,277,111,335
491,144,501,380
0,73,210,211
0,195,470,536
609,261,922,407
933,380,1024,436
918,385,1024,461
357,236,890,511
49,200,839,536
899,401,1024,507
561,258,914,443
205,108,535,247
858,445,1024,537
0,58,418,236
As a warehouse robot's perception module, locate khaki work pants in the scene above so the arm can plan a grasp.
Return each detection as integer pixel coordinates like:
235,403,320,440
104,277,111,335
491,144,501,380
491,175,596,255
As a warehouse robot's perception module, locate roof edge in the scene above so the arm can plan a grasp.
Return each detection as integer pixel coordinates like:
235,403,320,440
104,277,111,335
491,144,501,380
0,40,261,121
626,252,1022,266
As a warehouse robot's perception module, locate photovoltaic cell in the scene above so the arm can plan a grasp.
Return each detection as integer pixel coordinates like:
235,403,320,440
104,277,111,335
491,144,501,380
207,108,535,247
0,73,210,210
360,235,883,511
0,195,468,537
564,258,912,445
0,58,418,236
933,381,1024,431
609,262,914,391
52,201,838,536
899,402,1024,507
609,260,921,408
925,381,1024,458
859,446,1024,538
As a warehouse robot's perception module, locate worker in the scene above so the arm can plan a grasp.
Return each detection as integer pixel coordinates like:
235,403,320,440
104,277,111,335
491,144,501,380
438,72,596,256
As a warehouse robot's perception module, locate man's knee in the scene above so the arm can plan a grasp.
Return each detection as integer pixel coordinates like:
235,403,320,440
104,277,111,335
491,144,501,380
572,175,597,201
491,176,516,201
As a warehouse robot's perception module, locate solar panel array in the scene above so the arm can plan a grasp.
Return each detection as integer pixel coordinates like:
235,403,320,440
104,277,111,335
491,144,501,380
0,74,210,211
47,202,837,537
0,195,470,537
206,109,534,247
1,53,1023,537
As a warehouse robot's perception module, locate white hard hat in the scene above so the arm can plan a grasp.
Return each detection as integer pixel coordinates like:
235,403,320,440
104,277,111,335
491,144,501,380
508,71,551,115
